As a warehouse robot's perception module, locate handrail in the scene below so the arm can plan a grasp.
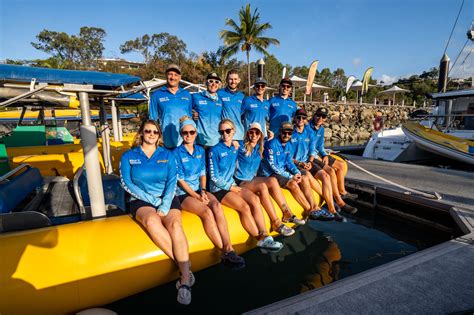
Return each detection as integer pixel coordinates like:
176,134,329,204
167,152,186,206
0,164,31,183
73,165,85,213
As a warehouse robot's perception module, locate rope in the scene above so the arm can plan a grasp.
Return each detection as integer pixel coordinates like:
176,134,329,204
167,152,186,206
331,152,442,200
443,0,465,55
448,38,470,75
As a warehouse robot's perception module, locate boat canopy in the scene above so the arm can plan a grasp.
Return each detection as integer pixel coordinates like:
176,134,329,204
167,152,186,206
429,89,474,100
0,64,141,89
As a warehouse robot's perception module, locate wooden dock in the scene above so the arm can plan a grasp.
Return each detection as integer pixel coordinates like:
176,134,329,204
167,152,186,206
246,157,474,314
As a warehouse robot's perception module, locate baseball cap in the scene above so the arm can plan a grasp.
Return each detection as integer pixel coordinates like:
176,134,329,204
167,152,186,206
254,77,267,85
280,77,293,86
315,107,328,118
206,72,222,82
279,121,293,131
295,108,308,117
165,64,181,75
248,122,262,132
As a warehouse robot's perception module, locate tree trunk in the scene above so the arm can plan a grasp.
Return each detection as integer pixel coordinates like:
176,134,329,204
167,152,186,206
247,50,251,95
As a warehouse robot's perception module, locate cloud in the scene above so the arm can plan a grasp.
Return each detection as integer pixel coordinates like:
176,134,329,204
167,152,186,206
352,57,361,67
378,74,397,85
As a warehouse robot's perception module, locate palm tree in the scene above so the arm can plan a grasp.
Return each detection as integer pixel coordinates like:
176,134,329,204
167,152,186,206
219,4,280,94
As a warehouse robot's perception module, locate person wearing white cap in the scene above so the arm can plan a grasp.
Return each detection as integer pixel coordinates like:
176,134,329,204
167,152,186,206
241,77,270,138
234,122,305,236
174,116,245,269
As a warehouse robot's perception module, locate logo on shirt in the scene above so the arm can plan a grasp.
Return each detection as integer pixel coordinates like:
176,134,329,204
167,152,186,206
129,159,142,165
159,97,169,102
198,100,207,105
196,155,202,159
221,152,228,157
222,97,230,101
156,159,168,163
272,102,279,107
181,157,190,163
250,104,258,108
182,97,189,101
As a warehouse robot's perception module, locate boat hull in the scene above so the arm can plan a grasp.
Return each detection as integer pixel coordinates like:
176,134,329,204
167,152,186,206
402,121,474,165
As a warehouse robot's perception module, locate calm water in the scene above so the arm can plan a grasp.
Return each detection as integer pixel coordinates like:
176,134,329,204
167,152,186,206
107,208,451,314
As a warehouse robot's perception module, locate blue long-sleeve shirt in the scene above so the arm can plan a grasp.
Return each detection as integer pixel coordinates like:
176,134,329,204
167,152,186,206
291,125,316,163
173,144,206,196
149,86,192,149
309,123,328,157
208,141,238,192
260,138,300,179
120,146,177,214
192,91,223,146
268,95,297,135
235,140,262,181
218,87,245,141
242,95,270,137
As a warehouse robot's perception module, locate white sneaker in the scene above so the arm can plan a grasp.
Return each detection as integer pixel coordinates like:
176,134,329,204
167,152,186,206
256,235,283,250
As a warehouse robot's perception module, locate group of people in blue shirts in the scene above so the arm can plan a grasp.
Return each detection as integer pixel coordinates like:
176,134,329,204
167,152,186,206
119,64,358,305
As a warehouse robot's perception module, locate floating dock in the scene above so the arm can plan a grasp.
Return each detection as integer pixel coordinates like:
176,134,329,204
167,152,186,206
247,156,474,314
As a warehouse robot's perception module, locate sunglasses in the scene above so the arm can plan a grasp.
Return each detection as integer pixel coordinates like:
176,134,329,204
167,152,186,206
316,114,328,119
181,130,196,136
207,79,220,84
296,115,307,120
281,84,292,89
218,128,233,135
281,131,293,136
255,84,266,88
248,129,261,136
144,129,160,135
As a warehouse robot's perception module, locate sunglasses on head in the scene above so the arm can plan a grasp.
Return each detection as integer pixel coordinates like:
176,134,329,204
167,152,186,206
281,84,292,89
181,130,196,136
281,130,293,136
218,128,233,135
296,115,307,120
248,129,261,136
207,79,220,84
144,129,160,135
255,84,266,88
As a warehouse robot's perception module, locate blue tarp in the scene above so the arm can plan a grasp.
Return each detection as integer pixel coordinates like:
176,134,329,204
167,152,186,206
0,64,141,88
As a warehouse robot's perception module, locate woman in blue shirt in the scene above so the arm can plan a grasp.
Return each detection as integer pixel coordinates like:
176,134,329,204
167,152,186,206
209,119,283,251
174,116,245,269
120,119,193,305
235,122,305,237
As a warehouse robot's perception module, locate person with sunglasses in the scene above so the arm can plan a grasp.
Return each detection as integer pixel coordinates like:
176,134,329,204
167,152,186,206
120,119,193,305
260,122,320,219
234,122,303,238
149,64,192,149
218,69,246,141
269,78,298,136
291,108,342,221
242,77,270,138
192,72,223,147
174,116,245,269
310,108,358,214
208,119,283,251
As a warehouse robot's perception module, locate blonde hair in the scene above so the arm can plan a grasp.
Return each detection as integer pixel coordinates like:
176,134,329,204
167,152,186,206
219,118,235,130
244,129,264,157
132,119,163,148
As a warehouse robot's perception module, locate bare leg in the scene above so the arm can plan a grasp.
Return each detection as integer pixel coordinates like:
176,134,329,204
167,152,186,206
333,159,348,194
241,180,282,230
286,179,311,212
162,209,190,285
323,164,345,206
300,174,318,210
206,192,234,253
312,170,337,213
240,187,268,235
136,206,175,259
249,176,295,220
181,196,223,250
221,191,259,238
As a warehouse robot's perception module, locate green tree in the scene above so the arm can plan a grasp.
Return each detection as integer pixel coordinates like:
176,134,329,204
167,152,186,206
120,33,187,64
219,4,280,94
31,27,106,69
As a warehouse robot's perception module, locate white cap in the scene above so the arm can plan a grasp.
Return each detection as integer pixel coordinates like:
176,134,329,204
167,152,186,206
248,122,262,132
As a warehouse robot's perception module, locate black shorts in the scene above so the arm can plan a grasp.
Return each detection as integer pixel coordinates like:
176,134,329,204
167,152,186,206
233,177,246,186
297,163,323,176
314,155,336,168
176,189,203,203
129,196,182,218
213,189,231,202
271,174,292,188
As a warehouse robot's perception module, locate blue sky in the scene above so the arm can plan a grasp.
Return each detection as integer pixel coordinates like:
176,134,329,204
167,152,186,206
1,0,472,84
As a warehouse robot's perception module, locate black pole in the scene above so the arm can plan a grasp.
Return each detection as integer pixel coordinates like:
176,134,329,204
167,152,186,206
438,54,450,93
257,58,265,79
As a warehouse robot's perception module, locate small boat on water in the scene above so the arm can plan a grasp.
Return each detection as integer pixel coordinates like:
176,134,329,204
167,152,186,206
0,64,329,314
